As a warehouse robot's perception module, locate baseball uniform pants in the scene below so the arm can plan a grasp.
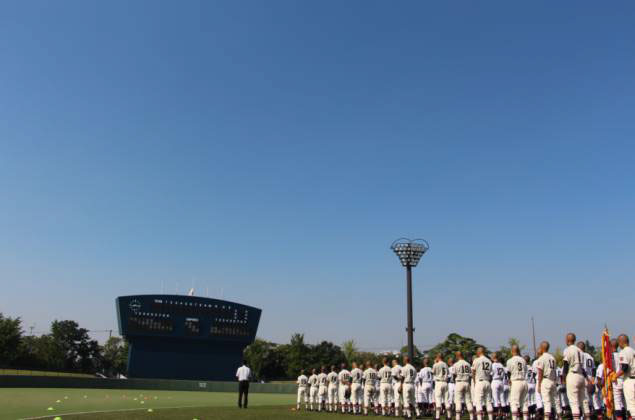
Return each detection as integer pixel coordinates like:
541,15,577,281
491,380,504,408
455,381,473,410
403,383,416,407
510,380,528,414
297,387,308,405
435,381,449,409
474,380,493,413
566,373,589,417
540,379,562,416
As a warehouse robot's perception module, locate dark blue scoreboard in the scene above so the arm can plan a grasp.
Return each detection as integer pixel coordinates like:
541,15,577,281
116,294,261,381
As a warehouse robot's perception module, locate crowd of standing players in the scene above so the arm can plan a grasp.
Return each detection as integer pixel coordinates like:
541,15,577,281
295,333,635,420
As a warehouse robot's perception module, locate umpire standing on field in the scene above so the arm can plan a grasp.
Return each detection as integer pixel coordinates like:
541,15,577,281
236,360,251,409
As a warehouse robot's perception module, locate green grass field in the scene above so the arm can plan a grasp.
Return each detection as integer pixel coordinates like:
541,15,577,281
0,388,299,420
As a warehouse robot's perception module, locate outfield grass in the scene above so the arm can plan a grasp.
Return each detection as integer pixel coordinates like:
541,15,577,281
0,388,295,420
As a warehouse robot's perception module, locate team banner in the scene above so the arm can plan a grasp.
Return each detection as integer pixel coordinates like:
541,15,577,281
601,328,614,418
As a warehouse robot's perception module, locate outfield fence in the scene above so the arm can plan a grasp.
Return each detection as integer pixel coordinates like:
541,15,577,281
0,375,296,394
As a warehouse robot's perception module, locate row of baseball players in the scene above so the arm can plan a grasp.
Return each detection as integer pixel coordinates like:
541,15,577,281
295,333,635,420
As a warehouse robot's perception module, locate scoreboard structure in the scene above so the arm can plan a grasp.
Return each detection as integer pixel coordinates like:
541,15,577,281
116,294,261,381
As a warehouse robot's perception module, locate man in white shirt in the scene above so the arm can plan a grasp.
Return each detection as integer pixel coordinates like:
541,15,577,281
612,338,626,420
297,369,309,411
454,351,475,420
524,356,536,415
308,368,319,411
577,341,595,418
506,345,528,420
379,358,393,416
401,356,418,419
350,362,364,414
327,365,339,412
338,363,351,414
613,334,635,420
363,361,378,416
472,347,494,420
236,361,251,409
317,366,328,412
562,333,592,420
419,357,434,417
433,354,450,420
491,353,505,419
536,341,562,420
392,359,404,417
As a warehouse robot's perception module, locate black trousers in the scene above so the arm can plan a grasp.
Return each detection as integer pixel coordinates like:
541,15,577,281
238,380,249,408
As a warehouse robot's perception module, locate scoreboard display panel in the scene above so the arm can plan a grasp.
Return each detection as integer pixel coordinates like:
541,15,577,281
116,294,261,381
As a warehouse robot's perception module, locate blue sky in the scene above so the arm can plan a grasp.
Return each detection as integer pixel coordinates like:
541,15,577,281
1,1,634,353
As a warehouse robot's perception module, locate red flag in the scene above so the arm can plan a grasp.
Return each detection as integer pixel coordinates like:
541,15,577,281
601,329,614,418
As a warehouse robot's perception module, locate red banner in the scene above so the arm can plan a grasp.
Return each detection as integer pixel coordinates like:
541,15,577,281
601,329,614,418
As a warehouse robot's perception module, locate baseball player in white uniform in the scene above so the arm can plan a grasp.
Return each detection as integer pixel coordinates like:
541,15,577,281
363,361,378,415
401,356,418,419
613,334,635,420
506,344,528,420
392,359,403,417
297,370,309,411
317,366,328,411
612,338,626,420
350,362,364,414
556,366,569,413
433,354,450,420
454,351,475,420
524,356,537,415
326,365,339,412
535,341,562,420
594,362,605,412
308,368,319,411
447,357,456,414
531,355,544,417
379,359,393,416
374,363,382,415
503,366,512,415
419,357,434,417
562,333,591,420
577,341,595,417
472,347,494,420
338,363,351,413
491,353,506,419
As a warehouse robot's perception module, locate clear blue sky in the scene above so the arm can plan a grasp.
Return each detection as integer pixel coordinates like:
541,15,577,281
1,1,634,353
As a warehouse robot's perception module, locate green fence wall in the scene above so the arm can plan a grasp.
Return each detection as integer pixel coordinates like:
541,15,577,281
0,375,295,394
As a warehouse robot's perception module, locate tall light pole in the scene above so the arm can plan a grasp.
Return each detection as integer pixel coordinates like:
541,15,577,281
391,238,429,361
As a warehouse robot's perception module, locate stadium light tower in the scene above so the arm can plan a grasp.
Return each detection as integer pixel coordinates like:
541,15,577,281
390,238,429,361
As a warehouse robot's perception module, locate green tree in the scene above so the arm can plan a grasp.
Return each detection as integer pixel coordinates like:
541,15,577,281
0,313,23,366
51,320,101,372
498,338,528,362
425,333,488,361
309,341,346,369
19,334,65,370
281,333,311,379
342,340,359,363
243,339,287,381
554,347,564,366
101,336,128,376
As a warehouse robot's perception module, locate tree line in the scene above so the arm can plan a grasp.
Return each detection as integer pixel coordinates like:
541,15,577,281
0,313,127,377
243,332,603,382
1,312,601,381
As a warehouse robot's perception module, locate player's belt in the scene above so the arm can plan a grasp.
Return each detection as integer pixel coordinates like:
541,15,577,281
456,380,469,382
478,379,490,382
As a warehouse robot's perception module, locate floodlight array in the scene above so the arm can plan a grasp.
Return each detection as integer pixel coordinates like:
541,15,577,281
390,238,429,267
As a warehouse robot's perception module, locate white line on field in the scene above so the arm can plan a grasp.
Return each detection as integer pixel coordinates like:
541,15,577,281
19,404,214,419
